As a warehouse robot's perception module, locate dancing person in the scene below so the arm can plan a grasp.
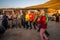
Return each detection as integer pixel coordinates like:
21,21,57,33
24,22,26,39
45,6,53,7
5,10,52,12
33,10,40,30
25,12,30,29
12,12,17,28
2,13,8,29
29,11,35,30
37,10,50,37
21,10,26,28
7,12,13,28
37,10,48,40
17,11,22,28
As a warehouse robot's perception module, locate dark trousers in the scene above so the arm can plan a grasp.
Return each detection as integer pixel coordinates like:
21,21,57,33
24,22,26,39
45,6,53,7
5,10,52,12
2,20,8,29
21,19,25,28
29,21,32,29
12,19,17,28
22,21,25,28
25,21,29,29
33,22,37,29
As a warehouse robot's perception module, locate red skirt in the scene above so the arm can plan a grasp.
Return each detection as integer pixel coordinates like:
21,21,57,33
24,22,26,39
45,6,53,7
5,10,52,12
40,24,47,29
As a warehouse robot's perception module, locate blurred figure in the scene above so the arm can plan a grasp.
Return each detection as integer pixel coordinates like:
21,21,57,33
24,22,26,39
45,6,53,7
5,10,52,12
7,12,12,28
33,10,40,30
25,12,30,29
17,11,22,28
37,10,48,40
2,13,8,29
29,11,35,30
44,11,50,37
0,13,3,26
12,11,17,28
21,10,26,28
37,10,49,37
55,11,59,22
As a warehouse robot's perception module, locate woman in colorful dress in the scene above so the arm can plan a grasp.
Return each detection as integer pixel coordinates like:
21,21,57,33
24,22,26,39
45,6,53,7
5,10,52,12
37,10,48,40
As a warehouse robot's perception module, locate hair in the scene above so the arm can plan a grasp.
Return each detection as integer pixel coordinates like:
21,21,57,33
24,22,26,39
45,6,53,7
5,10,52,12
30,11,34,13
37,9,40,12
40,9,48,13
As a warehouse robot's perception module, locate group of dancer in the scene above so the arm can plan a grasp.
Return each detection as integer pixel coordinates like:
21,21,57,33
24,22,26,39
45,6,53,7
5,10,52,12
2,9,49,40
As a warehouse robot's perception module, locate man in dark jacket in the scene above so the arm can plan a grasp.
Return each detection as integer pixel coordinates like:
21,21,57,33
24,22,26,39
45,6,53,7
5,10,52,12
2,13,8,29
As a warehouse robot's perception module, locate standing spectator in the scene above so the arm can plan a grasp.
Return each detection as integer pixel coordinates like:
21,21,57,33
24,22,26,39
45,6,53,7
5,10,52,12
2,13,8,29
17,11,22,28
55,11,59,22
21,10,26,28
7,12,12,28
0,13,3,26
12,12,17,28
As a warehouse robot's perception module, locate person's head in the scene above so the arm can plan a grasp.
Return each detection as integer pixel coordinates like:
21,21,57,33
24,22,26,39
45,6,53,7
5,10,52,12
34,10,40,17
27,10,30,14
26,11,28,14
35,10,40,15
40,9,45,16
30,11,34,14
55,11,59,15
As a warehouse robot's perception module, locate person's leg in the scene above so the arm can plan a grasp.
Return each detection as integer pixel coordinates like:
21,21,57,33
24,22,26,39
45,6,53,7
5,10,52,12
26,21,29,29
40,28,45,40
20,19,22,28
22,19,25,28
13,19,16,28
33,22,36,30
8,20,10,28
12,19,15,28
43,32,48,40
12,19,16,28
10,20,12,28
45,30,50,37
16,19,18,28
30,21,32,30
37,24,41,32
5,21,8,29
18,20,21,28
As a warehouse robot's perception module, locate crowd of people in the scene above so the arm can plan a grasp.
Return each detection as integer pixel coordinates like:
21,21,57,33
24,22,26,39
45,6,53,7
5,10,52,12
1,9,49,40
